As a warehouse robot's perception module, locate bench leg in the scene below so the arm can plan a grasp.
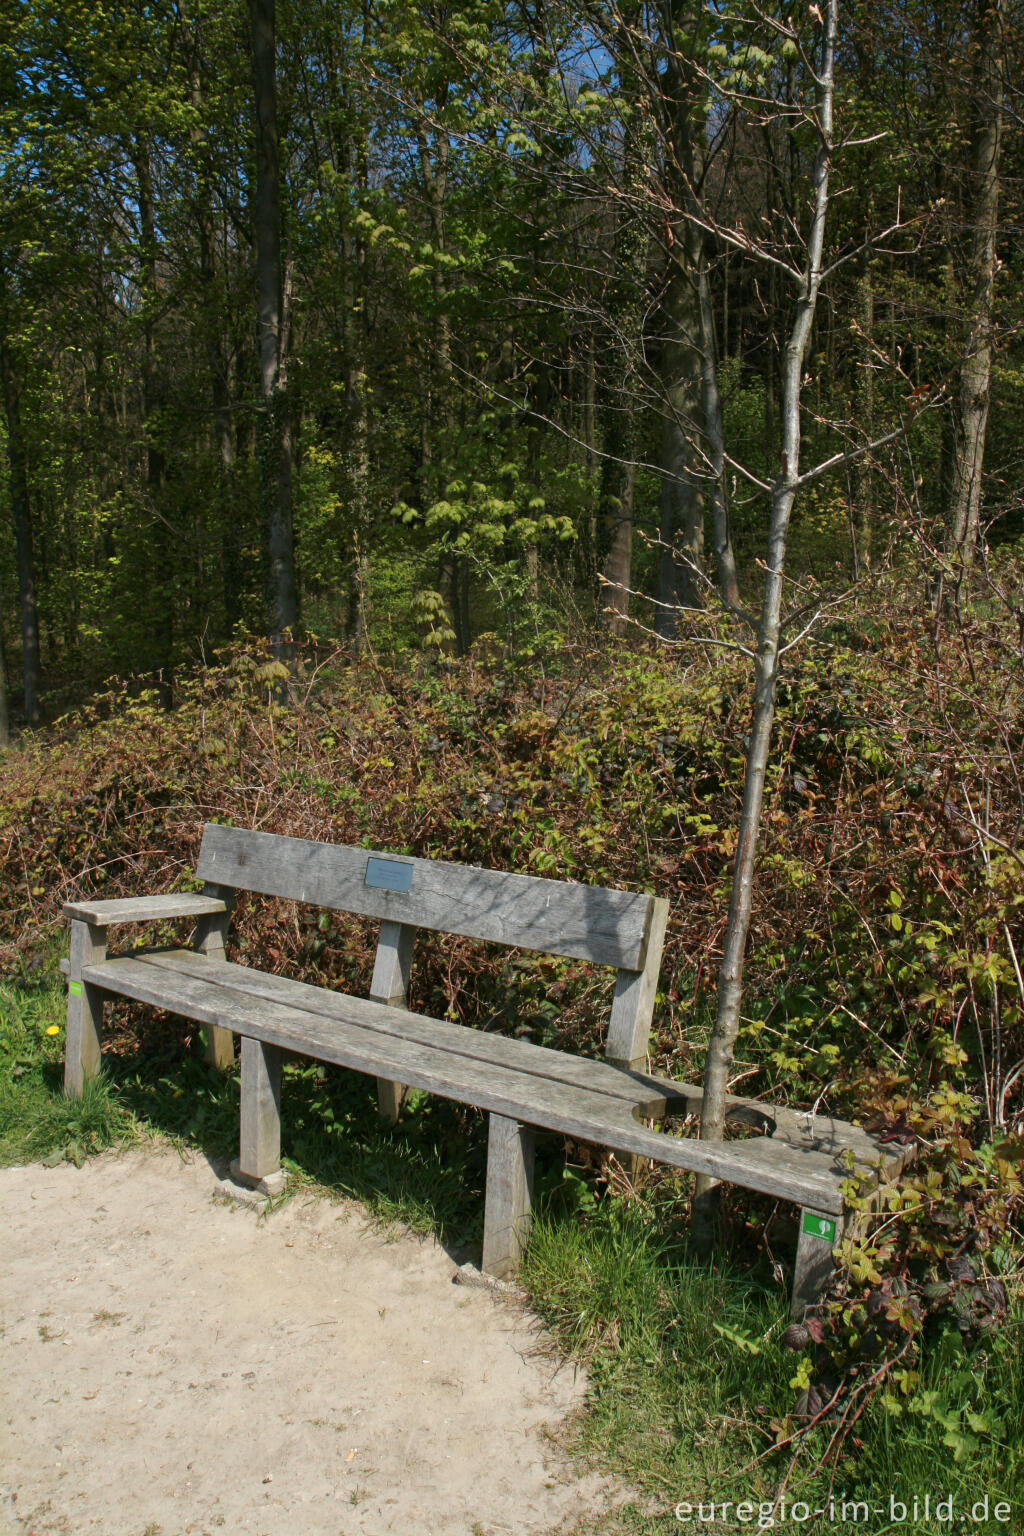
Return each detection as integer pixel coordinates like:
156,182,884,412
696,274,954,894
370,921,417,1126
65,920,107,1098
193,885,236,1070
237,1036,283,1190
482,1114,535,1280
791,1208,843,1319
377,1078,410,1125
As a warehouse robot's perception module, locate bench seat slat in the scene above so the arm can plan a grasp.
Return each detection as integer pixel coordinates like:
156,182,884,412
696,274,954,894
82,952,846,1212
140,952,897,1171
196,825,655,971
138,949,675,1112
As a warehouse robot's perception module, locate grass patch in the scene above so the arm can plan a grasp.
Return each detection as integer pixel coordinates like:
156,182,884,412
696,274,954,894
0,965,136,1167
520,1198,1024,1533
0,958,486,1247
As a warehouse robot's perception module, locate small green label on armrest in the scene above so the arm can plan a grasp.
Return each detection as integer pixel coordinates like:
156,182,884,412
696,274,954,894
69,980,82,997
801,1212,837,1242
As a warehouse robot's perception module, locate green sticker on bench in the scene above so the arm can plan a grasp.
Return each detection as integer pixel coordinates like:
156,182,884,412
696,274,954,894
69,980,82,997
801,1212,837,1242
365,857,413,893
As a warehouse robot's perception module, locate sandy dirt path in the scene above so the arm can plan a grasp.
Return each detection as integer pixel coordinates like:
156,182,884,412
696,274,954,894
0,1147,627,1536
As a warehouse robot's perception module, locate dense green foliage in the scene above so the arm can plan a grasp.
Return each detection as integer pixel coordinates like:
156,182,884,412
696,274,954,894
1,0,1022,708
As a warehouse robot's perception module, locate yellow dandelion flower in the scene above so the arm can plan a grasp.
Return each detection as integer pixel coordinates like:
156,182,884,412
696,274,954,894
46,1025,61,1036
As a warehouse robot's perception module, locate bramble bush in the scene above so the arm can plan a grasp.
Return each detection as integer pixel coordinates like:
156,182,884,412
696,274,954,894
1,565,1022,1460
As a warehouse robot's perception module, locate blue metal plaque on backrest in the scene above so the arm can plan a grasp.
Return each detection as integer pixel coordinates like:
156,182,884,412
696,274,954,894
365,856,413,893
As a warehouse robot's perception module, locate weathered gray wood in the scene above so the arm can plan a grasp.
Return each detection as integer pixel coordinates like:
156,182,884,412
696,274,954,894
134,948,673,1113
239,1035,282,1181
65,920,107,1097
482,1115,535,1279
101,950,901,1184
79,953,846,1209
192,882,235,1070
195,824,655,970
370,920,416,1124
605,897,669,1069
63,893,228,926
791,1208,844,1318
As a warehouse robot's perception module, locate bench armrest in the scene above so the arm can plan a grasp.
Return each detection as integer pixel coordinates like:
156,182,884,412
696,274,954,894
63,894,228,927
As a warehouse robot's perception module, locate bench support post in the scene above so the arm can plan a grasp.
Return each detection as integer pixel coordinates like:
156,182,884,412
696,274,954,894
238,1036,283,1187
482,1114,536,1279
370,920,416,1124
605,898,670,1178
604,897,669,1070
193,882,236,1070
791,1207,843,1318
65,920,108,1097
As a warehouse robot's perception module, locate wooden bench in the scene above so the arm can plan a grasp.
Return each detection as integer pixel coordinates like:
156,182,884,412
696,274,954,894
62,824,905,1315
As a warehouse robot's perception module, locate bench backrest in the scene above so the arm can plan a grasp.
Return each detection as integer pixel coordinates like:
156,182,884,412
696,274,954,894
196,824,668,1069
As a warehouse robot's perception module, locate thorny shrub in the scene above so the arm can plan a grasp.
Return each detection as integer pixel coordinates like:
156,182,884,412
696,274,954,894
1,570,1023,1438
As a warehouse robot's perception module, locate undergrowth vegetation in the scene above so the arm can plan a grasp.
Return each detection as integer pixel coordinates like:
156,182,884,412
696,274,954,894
1,564,1023,1528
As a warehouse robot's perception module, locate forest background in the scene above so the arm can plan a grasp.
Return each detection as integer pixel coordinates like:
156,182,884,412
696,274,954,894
3,0,1024,1521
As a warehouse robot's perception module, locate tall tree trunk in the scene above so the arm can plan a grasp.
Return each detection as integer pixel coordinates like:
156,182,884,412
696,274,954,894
601,448,636,633
415,109,468,651
600,15,649,637
251,0,298,649
946,0,1003,584
0,628,9,748
697,248,743,613
133,137,175,699
853,250,874,575
657,233,704,627
695,0,837,1221
0,341,41,726
657,11,741,617
186,23,242,637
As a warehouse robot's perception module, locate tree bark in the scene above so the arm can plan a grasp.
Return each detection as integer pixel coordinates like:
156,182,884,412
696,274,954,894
697,247,743,613
695,0,838,1219
0,340,41,726
599,15,649,636
946,0,1003,584
656,12,741,617
185,21,243,637
0,624,10,748
251,0,298,649
657,234,704,625
133,136,175,699
853,250,874,576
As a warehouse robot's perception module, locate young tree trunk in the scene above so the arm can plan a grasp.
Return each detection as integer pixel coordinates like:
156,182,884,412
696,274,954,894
251,0,298,649
694,0,838,1225
0,340,41,725
946,0,1003,584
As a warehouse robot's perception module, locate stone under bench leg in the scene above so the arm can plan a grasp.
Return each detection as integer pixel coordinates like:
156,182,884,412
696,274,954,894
791,1207,843,1319
482,1113,536,1279
233,1036,286,1196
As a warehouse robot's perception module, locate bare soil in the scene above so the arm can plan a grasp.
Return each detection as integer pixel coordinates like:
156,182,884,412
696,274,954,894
0,1147,628,1536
